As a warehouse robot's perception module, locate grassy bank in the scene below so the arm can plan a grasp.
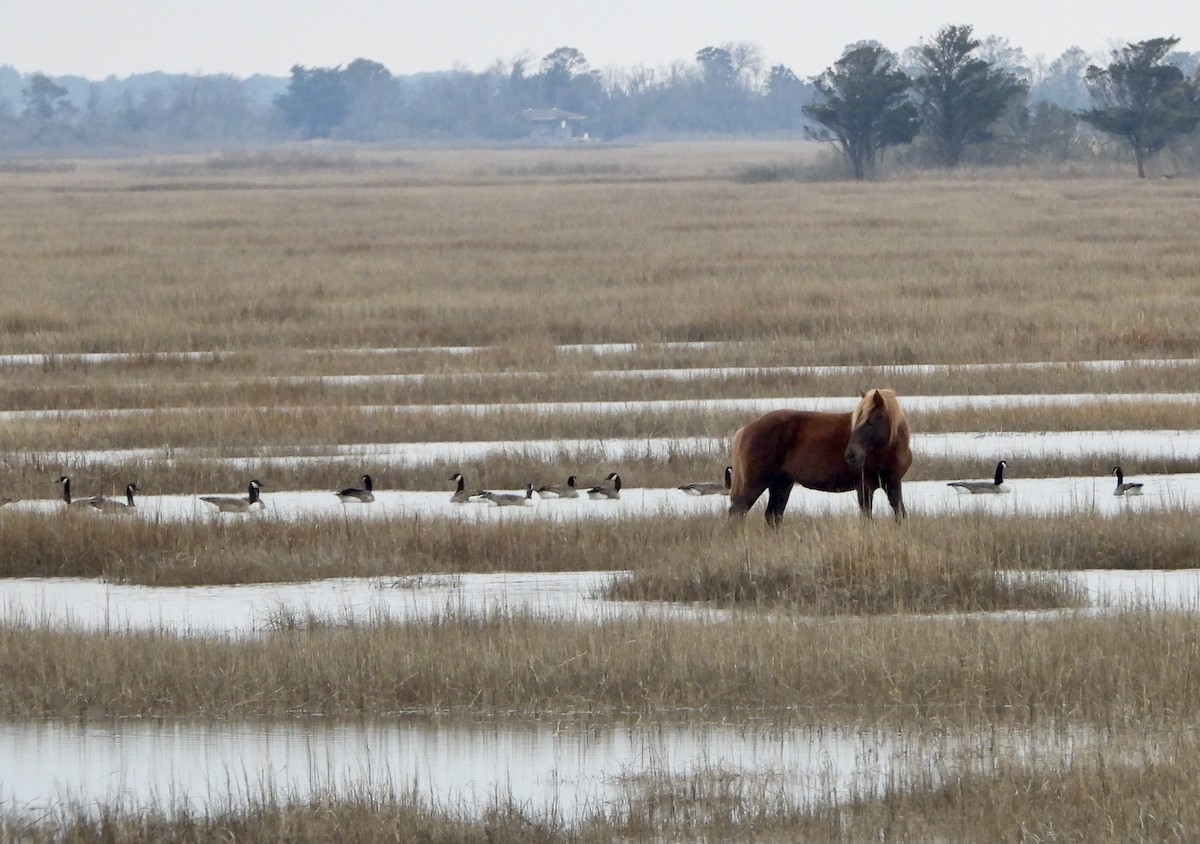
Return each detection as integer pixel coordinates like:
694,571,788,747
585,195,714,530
0,509,1192,587
0,609,1195,720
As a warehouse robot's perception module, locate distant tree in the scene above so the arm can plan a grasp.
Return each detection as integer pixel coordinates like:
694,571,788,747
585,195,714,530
22,73,74,122
1025,100,1085,160
166,75,253,140
340,58,404,140
724,41,765,89
274,65,350,138
766,64,802,96
804,45,919,179
537,47,600,115
695,46,736,89
978,35,1032,83
1080,37,1200,177
1030,46,1092,109
912,24,1027,166
763,64,809,129
1165,50,1200,78
540,47,588,95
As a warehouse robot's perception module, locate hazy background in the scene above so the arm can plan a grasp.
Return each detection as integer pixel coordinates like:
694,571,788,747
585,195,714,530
3,0,1196,80
1,1,1198,175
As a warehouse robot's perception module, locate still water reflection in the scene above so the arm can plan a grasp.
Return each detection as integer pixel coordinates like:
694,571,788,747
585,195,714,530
3,568,1200,638
0,717,1069,818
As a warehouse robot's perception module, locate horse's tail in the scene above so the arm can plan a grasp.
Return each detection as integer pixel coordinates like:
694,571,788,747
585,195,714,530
727,425,750,503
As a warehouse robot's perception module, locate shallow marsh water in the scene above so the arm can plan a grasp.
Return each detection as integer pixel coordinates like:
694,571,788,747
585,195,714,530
3,350,1196,820
22,429,1200,472
0,714,1100,819
1,567,1198,638
7,467,1199,525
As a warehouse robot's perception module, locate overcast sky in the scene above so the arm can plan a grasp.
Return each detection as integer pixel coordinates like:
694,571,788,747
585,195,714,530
3,0,1196,81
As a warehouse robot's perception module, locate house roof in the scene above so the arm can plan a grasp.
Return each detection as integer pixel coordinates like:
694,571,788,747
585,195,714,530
521,107,586,122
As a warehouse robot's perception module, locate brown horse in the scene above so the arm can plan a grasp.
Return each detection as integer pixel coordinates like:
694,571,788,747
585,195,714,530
728,389,912,526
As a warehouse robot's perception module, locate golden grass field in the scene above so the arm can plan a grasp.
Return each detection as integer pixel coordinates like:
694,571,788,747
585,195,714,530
4,142,1200,840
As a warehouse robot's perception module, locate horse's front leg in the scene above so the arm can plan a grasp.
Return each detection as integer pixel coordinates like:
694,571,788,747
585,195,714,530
883,477,907,521
855,479,876,518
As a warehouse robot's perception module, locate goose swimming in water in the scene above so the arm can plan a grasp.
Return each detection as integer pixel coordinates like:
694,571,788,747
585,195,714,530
587,472,622,500
449,472,483,503
56,476,98,508
947,461,1010,494
679,466,733,496
89,483,139,512
336,474,375,503
200,479,266,513
478,482,536,507
537,475,580,499
1111,466,1144,497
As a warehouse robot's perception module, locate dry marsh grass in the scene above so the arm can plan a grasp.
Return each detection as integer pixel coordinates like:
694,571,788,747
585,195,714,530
1,608,1198,721
4,399,1199,458
3,146,1200,362
0,508,1193,588
6,144,1200,833
3,360,1200,412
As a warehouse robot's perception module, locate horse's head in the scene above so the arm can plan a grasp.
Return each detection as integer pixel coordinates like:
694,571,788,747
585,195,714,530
845,389,897,469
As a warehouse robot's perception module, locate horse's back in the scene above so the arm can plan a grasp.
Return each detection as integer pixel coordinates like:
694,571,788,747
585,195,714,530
730,409,852,494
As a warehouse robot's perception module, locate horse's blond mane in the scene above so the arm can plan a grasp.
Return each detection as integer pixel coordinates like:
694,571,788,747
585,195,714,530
849,388,906,443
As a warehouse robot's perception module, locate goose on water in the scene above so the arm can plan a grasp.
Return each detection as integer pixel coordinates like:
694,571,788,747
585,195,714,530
56,476,98,508
449,472,483,503
537,475,580,499
336,474,375,503
947,460,1010,494
679,466,733,496
201,479,266,513
587,472,622,500
89,483,139,512
1111,466,1144,497
478,482,536,507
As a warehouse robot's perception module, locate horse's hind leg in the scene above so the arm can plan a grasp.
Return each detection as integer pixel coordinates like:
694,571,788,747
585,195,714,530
764,479,794,527
728,479,768,520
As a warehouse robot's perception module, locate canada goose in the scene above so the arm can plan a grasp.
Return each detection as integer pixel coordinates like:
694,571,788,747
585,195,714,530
89,483,139,512
1111,466,1144,496
56,476,98,508
947,460,1010,494
587,472,622,500
679,466,733,496
537,475,580,499
200,479,266,513
449,472,483,504
336,474,375,503
478,482,536,507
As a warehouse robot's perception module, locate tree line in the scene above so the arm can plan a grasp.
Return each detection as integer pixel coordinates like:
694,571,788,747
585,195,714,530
805,28,1200,179
2,25,1199,178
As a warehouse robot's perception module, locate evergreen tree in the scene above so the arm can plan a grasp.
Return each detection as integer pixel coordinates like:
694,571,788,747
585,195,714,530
1080,37,1200,177
913,24,1027,166
804,44,919,179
